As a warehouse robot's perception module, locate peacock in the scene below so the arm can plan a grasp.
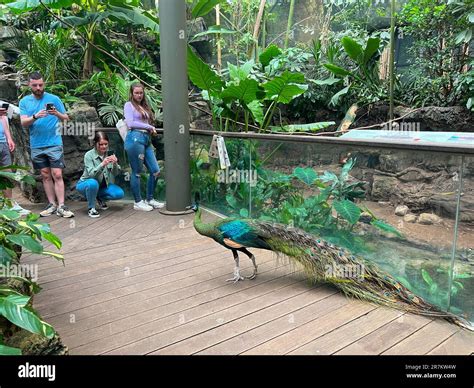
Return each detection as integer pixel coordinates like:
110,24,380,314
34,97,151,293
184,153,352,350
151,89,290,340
188,204,474,331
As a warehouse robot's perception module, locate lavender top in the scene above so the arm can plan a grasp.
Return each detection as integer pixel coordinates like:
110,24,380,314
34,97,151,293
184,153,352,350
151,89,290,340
124,101,154,131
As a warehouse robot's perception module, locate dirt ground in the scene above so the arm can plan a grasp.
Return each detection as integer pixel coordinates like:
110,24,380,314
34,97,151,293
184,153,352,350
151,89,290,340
362,200,473,250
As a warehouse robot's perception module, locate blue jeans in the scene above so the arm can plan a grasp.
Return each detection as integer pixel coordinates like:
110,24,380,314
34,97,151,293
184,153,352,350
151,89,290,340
124,130,160,203
76,179,124,209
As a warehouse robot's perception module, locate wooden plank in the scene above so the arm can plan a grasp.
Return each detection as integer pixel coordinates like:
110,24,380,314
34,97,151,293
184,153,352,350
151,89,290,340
26,223,198,272
289,307,403,355
382,320,460,355
242,301,376,355
51,251,283,338
428,330,474,355
71,273,306,354
121,278,310,356
336,313,432,355
38,238,220,293
36,231,211,285
197,290,348,355
35,240,220,304
158,286,337,355
37,244,268,318
59,258,297,344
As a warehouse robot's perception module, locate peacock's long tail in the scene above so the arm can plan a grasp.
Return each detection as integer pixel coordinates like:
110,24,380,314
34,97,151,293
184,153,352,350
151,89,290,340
251,220,473,331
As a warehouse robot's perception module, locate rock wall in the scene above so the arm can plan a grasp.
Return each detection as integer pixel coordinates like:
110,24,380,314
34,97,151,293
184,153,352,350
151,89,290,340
261,141,474,222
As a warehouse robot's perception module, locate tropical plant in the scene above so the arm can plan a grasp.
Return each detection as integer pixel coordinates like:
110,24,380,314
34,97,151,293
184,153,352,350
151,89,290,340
0,165,63,355
108,42,160,85
397,265,472,314
324,35,387,107
188,45,320,132
5,0,160,78
399,0,472,107
75,65,162,126
10,29,81,84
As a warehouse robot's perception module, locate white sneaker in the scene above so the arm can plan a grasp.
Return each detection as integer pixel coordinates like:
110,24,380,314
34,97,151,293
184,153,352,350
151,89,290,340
146,199,165,209
133,200,153,212
11,202,31,216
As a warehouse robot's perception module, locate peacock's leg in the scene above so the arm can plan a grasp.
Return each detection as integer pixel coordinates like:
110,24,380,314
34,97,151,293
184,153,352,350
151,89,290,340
240,247,258,280
226,249,245,283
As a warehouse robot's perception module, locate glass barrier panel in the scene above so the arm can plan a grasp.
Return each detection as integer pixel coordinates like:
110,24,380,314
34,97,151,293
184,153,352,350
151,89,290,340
449,155,473,325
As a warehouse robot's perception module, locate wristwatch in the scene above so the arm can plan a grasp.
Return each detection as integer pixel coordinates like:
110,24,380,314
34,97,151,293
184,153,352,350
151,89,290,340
32,114,36,120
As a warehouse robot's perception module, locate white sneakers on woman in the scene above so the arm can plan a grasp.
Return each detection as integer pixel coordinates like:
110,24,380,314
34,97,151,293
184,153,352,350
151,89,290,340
134,200,153,211
146,199,165,209
134,199,165,211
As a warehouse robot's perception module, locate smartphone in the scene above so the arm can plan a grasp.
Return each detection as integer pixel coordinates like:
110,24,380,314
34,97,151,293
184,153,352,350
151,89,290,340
46,103,55,110
106,150,115,157
1,103,9,110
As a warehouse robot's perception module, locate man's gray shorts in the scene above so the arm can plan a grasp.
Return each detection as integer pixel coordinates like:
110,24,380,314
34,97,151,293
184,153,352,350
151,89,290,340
0,142,12,167
31,145,65,170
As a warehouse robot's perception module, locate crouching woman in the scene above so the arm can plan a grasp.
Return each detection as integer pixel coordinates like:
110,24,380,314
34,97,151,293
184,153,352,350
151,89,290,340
76,131,124,217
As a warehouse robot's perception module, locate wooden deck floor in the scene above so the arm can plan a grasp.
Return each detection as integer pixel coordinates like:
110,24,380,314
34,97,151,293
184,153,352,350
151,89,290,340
21,201,474,355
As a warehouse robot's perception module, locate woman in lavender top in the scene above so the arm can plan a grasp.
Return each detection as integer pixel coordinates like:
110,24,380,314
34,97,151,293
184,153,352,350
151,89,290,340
124,83,164,211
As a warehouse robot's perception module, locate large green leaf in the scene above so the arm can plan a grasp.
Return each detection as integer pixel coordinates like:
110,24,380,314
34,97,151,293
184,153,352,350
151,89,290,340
330,85,350,106
341,36,363,64
259,44,282,68
228,61,254,82
187,47,223,94
41,231,62,250
263,71,308,104
5,235,43,254
0,344,22,355
310,77,341,86
333,199,361,225
363,37,381,64
0,209,21,221
239,208,249,218
7,0,74,13
324,63,353,77
192,0,226,18
0,295,54,338
273,122,336,133
0,246,17,266
421,269,434,287
221,79,260,104
108,6,160,34
17,221,42,238
293,167,318,185
0,171,35,186
246,100,264,125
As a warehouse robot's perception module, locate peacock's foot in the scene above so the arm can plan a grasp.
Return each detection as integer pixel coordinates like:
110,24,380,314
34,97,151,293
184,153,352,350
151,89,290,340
245,267,258,280
226,268,244,283
226,274,245,283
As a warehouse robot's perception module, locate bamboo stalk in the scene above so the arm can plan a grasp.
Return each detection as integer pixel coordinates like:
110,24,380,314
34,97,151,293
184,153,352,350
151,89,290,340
216,4,222,73
284,0,296,49
247,0,267,59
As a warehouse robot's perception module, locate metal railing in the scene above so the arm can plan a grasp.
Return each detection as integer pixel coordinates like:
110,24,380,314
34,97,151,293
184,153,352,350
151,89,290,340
97,127,474,156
